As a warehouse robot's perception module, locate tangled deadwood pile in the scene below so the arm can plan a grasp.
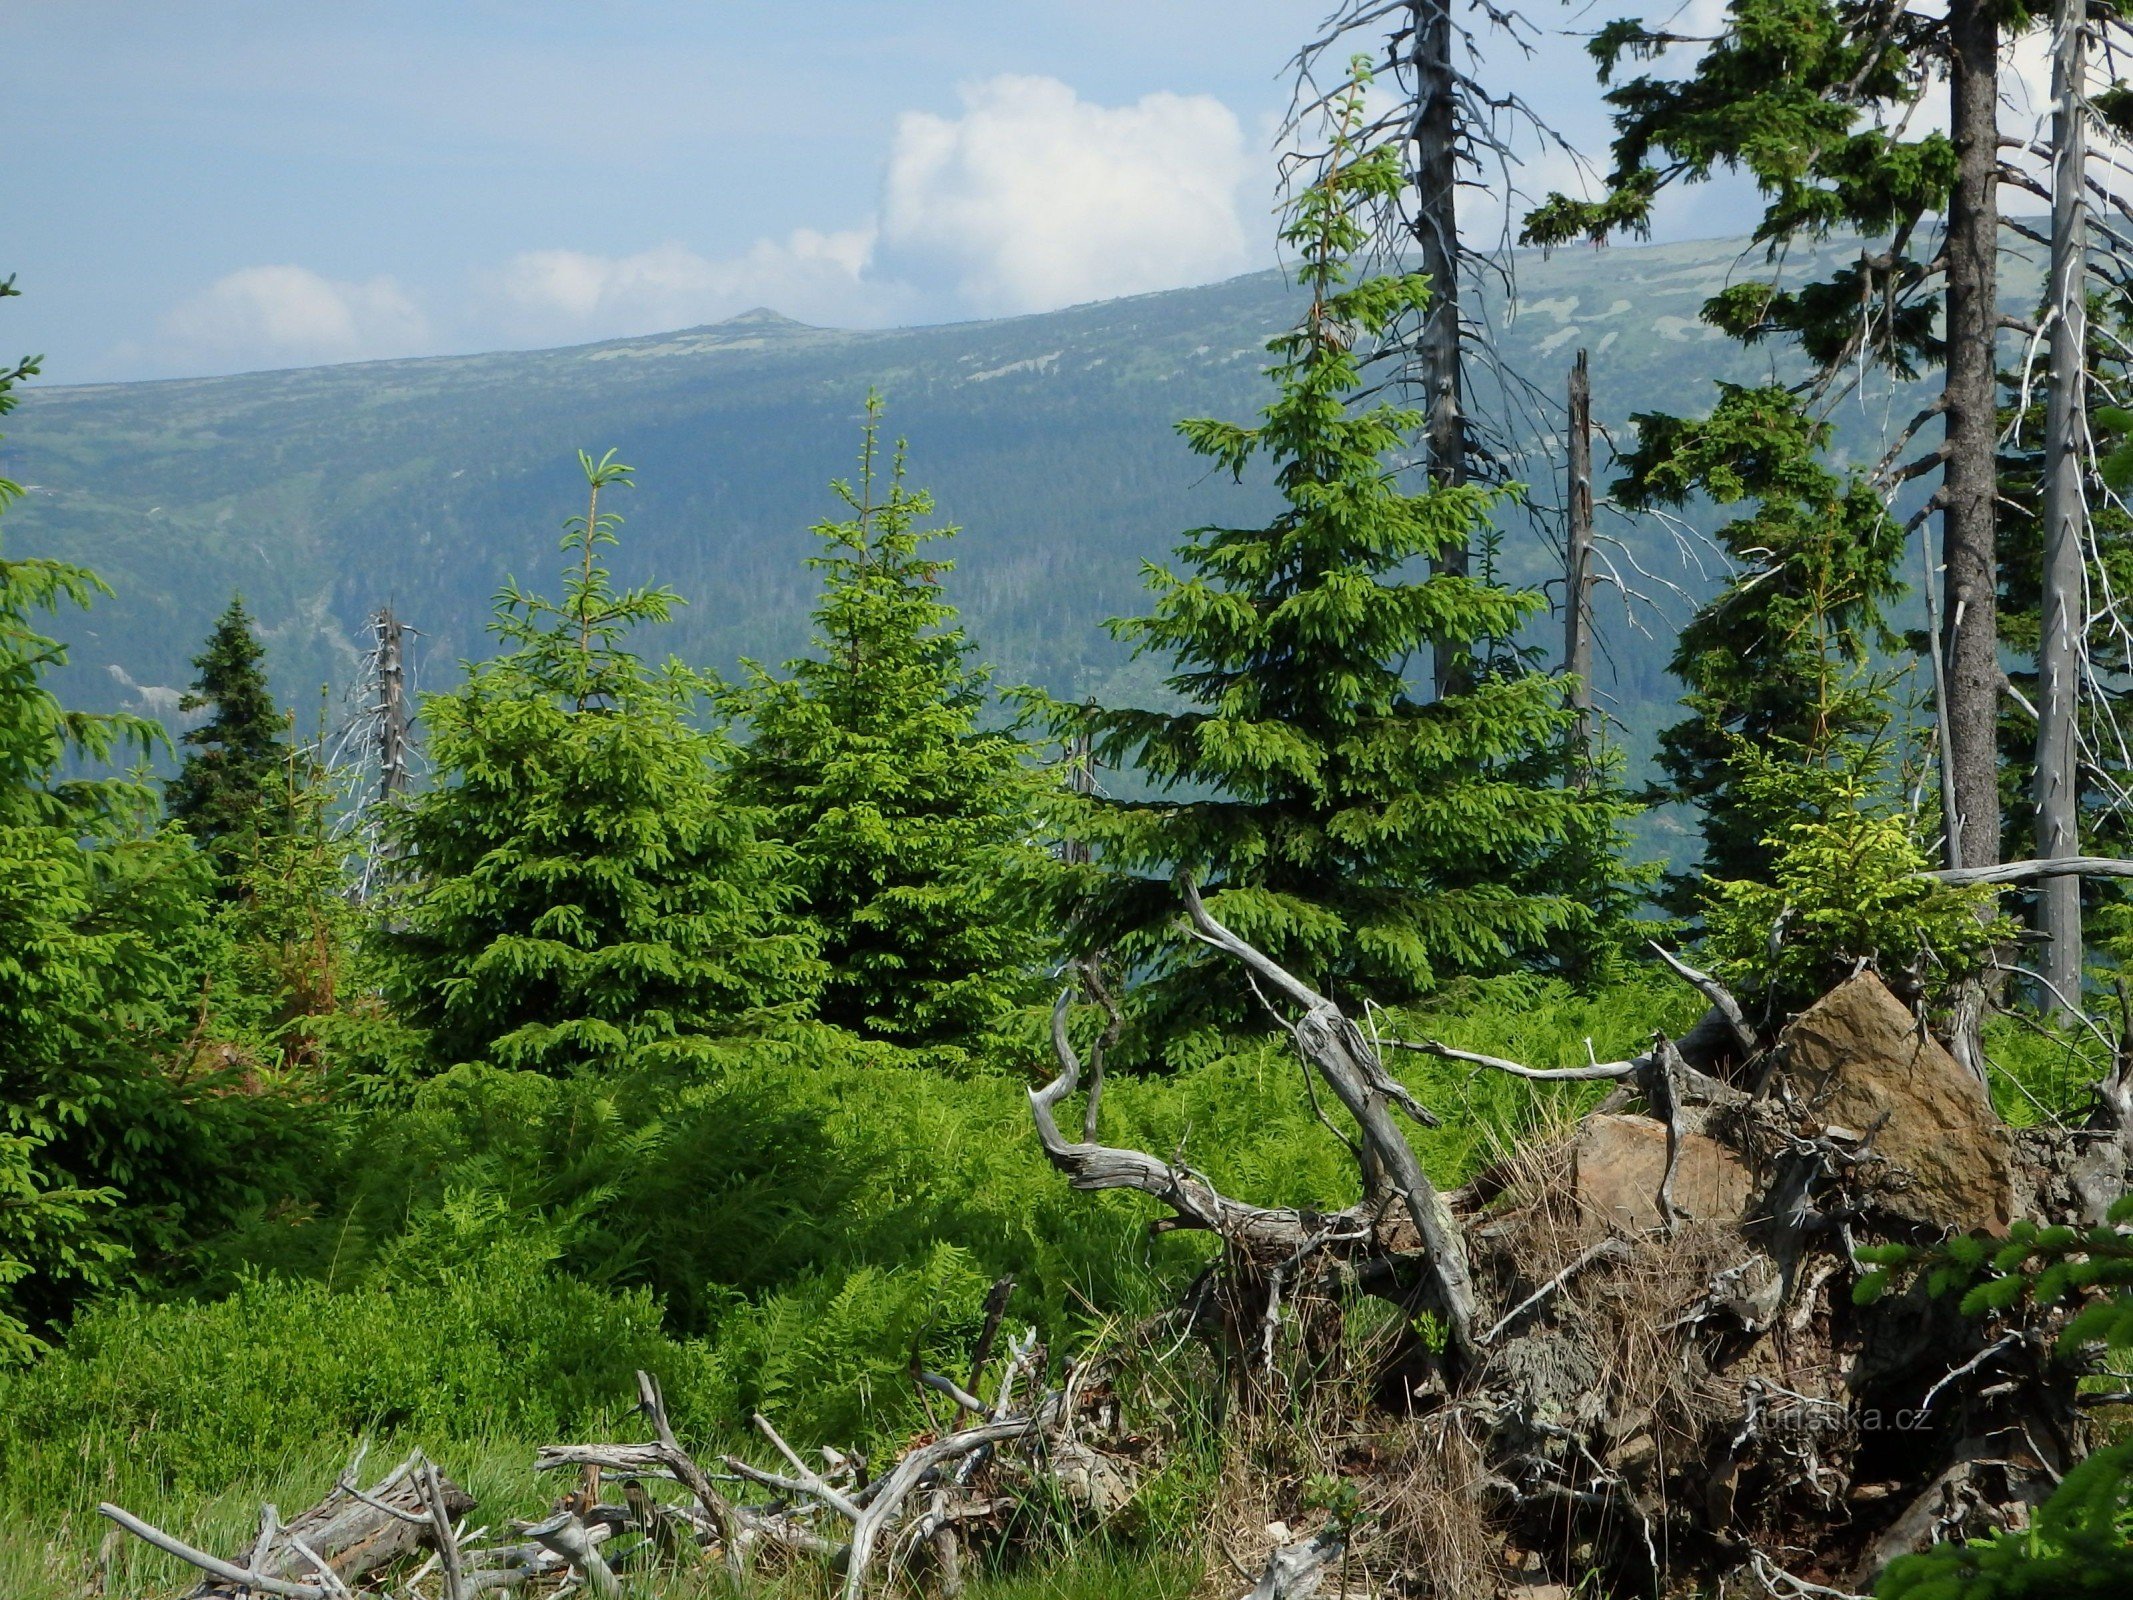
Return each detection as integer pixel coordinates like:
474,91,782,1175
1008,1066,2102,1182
97,1354,1161,1600
1024,884,2132,1598
95,884,2132,1599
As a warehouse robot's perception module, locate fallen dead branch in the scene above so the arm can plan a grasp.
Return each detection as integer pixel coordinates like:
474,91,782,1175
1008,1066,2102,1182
1026,893,2110,1598
1239,1524,1346,1599
98,1344,1137,1600
97,1502,334,1600
102,1448,476,1599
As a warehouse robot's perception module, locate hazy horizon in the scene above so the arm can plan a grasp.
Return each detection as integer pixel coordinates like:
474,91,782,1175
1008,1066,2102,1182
4,3,1778,386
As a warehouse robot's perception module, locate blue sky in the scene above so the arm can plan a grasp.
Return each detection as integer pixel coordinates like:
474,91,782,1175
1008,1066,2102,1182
3,1,1762,383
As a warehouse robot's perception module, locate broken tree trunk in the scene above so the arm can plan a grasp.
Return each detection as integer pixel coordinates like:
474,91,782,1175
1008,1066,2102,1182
103,1451,474,1600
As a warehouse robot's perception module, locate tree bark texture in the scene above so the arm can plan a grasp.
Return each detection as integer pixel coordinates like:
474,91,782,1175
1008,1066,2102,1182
1566,348,1596,782
1410,0,1471,699
1942,0,2003,872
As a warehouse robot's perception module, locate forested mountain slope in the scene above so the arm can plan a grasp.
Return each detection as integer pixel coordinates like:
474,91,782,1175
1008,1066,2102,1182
2,231,2006,747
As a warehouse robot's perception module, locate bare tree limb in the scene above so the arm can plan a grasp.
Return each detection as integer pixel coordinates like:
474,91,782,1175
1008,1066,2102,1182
753,1414,865,1522
841,1418,1034,1600
1648,943,1758,1056
284,1535,354,1600
97,1504,329,1600
917,1370,989,1417
635,1369,741,1554
520,1510,620,1600
1178,879,1481,1353
1925,854,2133,885
419,1458,468,1600
1390,1038,1644,1080
1033,989,1327,1251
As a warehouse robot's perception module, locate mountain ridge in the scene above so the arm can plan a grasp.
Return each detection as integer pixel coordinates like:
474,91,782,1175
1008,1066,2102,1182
2,231,1983,784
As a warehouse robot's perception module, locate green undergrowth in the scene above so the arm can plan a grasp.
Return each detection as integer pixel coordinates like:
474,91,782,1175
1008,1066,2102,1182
1981,1006,2125,1127
0,971,1685,1597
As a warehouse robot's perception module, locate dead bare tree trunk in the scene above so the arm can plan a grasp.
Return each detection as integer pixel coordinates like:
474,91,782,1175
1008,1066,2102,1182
1565,347,1596,785
374,606,411,802
2036,0,2089,1014
1411,0,1470,700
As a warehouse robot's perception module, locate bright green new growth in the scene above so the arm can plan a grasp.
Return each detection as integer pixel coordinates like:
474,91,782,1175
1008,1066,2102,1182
1700,737,2007,1014
1055,68,1625,1041
165,594,288,895
379,450,821,1080
724,398,1052,1049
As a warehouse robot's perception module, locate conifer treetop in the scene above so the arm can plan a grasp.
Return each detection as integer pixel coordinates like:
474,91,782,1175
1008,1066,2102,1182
382,450,820,1079
724,394,1050,1049
1055,64,1632,1036
166,593,288,881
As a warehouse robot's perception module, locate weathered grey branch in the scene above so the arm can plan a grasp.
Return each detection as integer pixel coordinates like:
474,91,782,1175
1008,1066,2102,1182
1033,989,1326,1251
1648,943,1757,1056
1393,1038,1644,1081
284,1535,353,1600
247,1502,283,1575
1241,1525,1347,1599
332,1474,429,1528
521,1510,620,1600
918,1370,989,1416
842,1417,1035,1600
721,1454,832,1504
98,1503,329,1600
1179,879,1481,1352
1924,854,2133,885
419,1459,468,1600
755,1412,864,1522
533,1443,690,1485
636,1369,741,1554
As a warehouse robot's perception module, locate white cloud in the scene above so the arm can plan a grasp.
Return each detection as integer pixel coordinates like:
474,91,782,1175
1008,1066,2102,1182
158,265,428,370
142,76,1265,375
875,75,1257,314
492,228,883,337
482,76,1261,341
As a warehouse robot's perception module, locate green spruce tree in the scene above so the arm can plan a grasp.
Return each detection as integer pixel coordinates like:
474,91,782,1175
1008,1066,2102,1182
1054,70,1628,1041
0,279,294,1350
379,450,821,1080
723,398,1051,1049
1623,385,1907,913
166,593,286,892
